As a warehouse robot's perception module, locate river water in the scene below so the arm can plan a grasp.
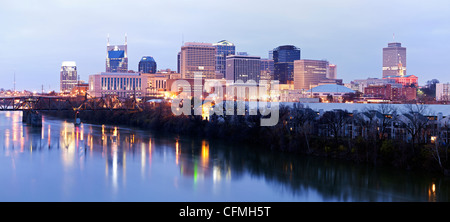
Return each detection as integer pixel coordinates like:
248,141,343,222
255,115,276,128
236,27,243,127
0,111,448,202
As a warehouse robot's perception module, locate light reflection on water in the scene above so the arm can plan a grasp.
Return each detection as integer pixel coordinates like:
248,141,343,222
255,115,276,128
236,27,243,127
0,111,449,202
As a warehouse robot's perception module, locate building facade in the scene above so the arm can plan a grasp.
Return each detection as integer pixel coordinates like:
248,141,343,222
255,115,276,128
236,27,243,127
327,64,337,79
364,84,416,101
180,42,216,79
106,35,128,73
260,59,274,80
273,45,301,84
383,75,418,87
88,72,147,98
293,59,329,90
226,55,261,83
60,61,78,93
383,42,406,78
138,56,157,74
213,40,235,79
436,83,450,102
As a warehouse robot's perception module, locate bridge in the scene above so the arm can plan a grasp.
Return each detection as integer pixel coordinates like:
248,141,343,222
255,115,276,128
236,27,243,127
0,95,143,126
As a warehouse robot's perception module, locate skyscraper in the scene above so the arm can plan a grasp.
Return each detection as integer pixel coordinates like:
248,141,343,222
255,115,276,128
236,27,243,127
106,34,128,73
213,40,235,79
226,55,261,83
180,42,216,79
293,59,329,90
138,56,157,74
273,45,301,84
260,59,274,80
383,42,406,78
327,64,337,79
60,61,78,93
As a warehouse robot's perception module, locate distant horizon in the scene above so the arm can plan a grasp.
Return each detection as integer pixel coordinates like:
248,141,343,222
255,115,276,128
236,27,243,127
1,0,450,91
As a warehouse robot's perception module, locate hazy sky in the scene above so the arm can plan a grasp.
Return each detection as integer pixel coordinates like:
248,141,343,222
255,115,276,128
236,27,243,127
1,0,450,91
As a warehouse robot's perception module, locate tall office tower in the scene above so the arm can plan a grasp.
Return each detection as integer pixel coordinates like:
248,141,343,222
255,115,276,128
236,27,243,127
260,59,274,80
327,64,337,79
382,42,406,77
293,59,329,90
273,45,301,84
177,51,181,73
180,42,216,79
226,55,261,82
60,61,78,93
138,56,157,73
106,34,128,73
213,40,235,79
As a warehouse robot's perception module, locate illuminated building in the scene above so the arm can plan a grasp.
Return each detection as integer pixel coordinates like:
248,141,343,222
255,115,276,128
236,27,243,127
180,42,216,79
383,42,406,78
88,72,147,98
138,56,157,74
60,61,78,93
383,75,418,87
226,55,261,83
106,34,128,73
293,59,328,90
436,83,450,101
364,84,416,101
213,40,235,79
327,64,337,79
273,45,301,84
260,59,274,80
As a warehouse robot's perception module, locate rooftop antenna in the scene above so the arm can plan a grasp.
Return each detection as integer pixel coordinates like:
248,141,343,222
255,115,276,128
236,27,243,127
182,33,184,46
107,33,110,46
125,33,127,45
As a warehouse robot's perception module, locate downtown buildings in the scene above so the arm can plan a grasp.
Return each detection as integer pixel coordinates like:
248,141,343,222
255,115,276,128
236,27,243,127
106,35,128,73
139,56,157,74
60,61,78,93
382,42,406,78
179,42,217,79
213,40,236,79
226,55,261,82
273,45,301,84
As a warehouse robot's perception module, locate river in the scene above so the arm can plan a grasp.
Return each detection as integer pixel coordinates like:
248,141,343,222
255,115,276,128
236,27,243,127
0,111,449,202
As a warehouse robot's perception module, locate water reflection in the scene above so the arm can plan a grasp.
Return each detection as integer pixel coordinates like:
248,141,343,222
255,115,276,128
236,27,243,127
0,111,449,202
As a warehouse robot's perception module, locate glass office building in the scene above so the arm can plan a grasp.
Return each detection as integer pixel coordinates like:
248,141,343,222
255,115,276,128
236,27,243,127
226,55,261,83
273,45,301,84
106,35,128,73
138,56,157,74
213,40,235,79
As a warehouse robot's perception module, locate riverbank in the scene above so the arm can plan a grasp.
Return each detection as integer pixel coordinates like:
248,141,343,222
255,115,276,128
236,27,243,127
41,102,450,176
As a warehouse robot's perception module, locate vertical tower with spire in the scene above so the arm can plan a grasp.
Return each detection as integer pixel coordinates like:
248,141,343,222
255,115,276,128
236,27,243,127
106,34,128,73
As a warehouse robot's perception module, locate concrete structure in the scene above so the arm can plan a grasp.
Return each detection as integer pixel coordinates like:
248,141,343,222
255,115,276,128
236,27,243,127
436,83,450,102
226,55,261,83
88,72,147,98
293,59,329,90
60,61,78,93
383,42,406,78
180,42,216,79
106,35,128,73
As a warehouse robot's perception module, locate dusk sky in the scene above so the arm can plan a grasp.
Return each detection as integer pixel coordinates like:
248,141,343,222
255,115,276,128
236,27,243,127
1,0,450,91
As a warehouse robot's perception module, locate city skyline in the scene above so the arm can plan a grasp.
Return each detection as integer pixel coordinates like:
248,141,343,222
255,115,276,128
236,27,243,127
1,0,450,91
